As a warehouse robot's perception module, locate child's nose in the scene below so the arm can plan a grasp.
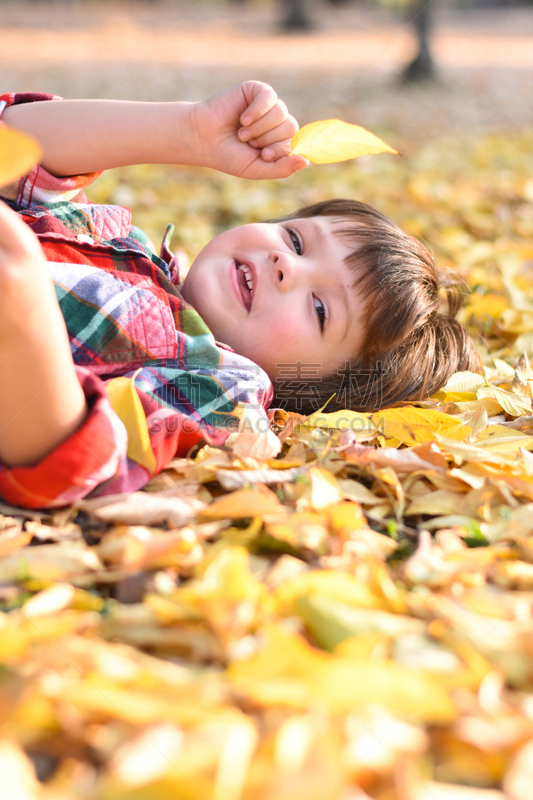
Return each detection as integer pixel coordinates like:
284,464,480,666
270,250,297,290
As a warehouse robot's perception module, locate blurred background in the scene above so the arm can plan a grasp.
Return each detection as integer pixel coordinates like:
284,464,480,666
2,0,533,260
2,0,533,144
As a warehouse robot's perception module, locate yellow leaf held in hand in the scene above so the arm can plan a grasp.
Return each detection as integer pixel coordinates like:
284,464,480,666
105,375,157,475
0,126,42,187
291,119,397,164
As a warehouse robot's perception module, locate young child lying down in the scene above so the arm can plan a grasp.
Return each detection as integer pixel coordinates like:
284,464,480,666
0,81,480,509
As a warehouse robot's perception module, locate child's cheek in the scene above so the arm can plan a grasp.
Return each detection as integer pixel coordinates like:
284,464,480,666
277,316,307,345
262,316,308,355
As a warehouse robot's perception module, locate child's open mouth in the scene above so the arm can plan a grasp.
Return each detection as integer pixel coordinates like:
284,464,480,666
235,261,253,310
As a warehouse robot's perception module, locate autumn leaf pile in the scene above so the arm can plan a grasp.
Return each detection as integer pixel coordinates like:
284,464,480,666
3,129,533,800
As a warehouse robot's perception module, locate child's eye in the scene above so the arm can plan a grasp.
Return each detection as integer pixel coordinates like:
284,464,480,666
314,296,327,332
287,227,302,255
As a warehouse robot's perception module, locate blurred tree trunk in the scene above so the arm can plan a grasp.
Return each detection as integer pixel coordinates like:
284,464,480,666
280,0,314,31
402,0,436,81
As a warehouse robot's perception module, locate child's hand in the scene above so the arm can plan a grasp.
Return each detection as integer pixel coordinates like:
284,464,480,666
190,81,309,180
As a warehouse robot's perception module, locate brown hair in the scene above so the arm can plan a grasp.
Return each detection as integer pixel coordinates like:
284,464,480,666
268,199,482,413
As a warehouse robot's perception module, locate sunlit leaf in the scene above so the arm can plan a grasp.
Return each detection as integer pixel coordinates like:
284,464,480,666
22,582,75,616
230,404,281,460
477,385,532,417
302,408,375,432
372,407,471,445
198,486,282,520
0,126,42,187
291,119,397,164
441,371,487,394
229,624,455,722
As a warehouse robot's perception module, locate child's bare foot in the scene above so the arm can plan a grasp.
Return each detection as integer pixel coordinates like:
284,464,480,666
0,201,87,467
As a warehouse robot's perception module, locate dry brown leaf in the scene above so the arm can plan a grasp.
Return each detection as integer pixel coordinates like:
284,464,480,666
216,465,305,490
229,404,282,460
22,583,75,617
78,490,205,527
344,442,443,473
0,543,101,582
308,467,343,510
97,525,203,571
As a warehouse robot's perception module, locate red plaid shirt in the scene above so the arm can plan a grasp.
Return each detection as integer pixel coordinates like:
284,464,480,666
0,92,273,509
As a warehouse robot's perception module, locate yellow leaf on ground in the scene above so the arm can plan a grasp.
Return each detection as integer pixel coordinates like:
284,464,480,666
291,119,397,164
22,582,75,617
272,569,393,615
436,391,478,403
229,625,455,722
452,398,503,416
326,501,366,533
475,425,533,453
477,385,532,417
302,409,374,432
199,486,282,520
98,525,202,570
0,126,42,187
372,407,471,445
266,511,328,549
296,595,423,650
406,489,468,517
464,293,509,320
172,546,267,643
441,371,487,394
308,467,342,510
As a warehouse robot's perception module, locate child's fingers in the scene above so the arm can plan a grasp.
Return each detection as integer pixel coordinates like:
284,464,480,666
247,118,299,152
0,200,42,261
239,103,294,145
251,153,309,180
269,153,310,178
239,81,281,128
259,139,295,163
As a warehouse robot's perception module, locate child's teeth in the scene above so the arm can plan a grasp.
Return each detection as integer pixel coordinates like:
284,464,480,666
238,264,253,293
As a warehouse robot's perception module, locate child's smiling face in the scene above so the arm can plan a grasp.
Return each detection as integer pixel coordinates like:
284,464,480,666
180,216,366,380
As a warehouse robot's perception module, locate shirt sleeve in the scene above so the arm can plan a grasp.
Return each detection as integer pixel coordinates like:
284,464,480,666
0,368,128,509
0,366,230,509
0,92,102,207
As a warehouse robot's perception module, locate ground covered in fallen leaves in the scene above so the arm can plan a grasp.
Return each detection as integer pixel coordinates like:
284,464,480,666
5,3,533,799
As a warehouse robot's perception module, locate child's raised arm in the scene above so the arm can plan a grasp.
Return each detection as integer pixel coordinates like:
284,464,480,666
2,81,308,181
